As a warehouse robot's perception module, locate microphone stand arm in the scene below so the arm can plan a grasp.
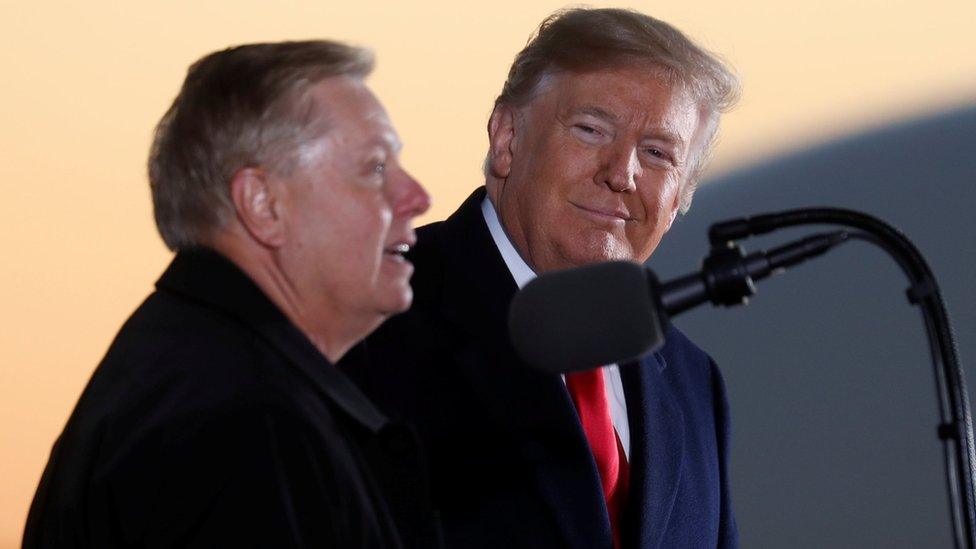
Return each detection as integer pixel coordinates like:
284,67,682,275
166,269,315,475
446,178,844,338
654,231,850,317
701,208,976,549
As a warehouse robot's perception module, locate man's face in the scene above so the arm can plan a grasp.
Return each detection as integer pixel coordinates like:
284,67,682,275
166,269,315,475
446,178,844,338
488,65,704,273
275,77,429,326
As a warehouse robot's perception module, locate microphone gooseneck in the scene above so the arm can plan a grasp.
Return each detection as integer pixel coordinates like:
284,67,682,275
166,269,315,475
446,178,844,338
709,207,975,549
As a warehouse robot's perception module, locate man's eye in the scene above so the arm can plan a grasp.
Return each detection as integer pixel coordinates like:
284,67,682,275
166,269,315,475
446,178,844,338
373,163,386,174
644,148,673,163
571,124,608,144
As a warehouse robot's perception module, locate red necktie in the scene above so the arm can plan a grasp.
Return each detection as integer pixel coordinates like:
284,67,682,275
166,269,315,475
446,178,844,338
566,368,630,548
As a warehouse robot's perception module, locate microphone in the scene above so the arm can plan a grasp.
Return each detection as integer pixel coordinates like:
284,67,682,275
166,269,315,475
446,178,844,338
508,231,849,374
507,261,667,375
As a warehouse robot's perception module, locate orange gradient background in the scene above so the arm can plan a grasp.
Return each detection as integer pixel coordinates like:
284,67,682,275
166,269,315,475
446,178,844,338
1,1,974,545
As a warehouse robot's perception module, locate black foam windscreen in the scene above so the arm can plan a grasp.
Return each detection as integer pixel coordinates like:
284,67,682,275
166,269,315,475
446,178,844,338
508,261,666,374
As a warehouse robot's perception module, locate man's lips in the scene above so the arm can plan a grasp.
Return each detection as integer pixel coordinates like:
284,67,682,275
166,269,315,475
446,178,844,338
570,201,632,222
383,237,416,261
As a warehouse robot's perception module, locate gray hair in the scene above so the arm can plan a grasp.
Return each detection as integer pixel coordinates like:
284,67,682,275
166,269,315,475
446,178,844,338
148,40,374,250
490,7,740,212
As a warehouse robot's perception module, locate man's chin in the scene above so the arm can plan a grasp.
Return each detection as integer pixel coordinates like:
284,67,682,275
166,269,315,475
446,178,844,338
381,286,414,316
560,234,634,267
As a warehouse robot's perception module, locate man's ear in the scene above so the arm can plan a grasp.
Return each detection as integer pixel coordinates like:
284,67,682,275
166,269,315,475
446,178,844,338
228,167,286,248
487,104,517,179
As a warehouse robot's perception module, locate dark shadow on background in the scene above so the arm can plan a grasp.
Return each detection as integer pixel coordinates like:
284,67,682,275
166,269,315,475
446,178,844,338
651,104,976,548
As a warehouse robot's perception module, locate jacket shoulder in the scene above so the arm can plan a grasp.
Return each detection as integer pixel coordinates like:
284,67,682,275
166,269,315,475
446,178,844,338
75,290,328,450
101,292,274,399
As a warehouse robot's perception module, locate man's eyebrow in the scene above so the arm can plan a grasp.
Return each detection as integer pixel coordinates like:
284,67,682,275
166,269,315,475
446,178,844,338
571,105,618,122
644,127,686,149
374,131,402,154
569,105,688,150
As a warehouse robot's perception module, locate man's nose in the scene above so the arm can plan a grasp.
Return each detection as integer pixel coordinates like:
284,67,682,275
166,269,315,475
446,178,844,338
391,168,431,219
597,146,640,192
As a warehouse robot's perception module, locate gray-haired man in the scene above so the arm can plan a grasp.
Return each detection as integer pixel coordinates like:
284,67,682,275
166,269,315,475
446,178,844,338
25,41,438,548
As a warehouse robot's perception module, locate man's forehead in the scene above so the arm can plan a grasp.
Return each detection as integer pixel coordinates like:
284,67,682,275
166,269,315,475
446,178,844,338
356,109,401,152
552,68,688,104
552,70,695,119
306,78,377,118
313,116,401,156
307,79,400,149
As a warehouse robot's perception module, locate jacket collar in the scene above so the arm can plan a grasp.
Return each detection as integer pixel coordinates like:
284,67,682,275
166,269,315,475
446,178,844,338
433,188,613,549
435,188,518,344
154,248,389,434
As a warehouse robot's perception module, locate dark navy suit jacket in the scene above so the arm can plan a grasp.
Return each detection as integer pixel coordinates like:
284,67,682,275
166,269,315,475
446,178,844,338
343,188,737,548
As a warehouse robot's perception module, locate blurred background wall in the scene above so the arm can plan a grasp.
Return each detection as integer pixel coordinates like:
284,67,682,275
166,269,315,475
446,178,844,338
0,1,973,546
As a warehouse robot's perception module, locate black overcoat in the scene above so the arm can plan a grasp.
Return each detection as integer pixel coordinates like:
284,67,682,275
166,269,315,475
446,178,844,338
24,249,440,548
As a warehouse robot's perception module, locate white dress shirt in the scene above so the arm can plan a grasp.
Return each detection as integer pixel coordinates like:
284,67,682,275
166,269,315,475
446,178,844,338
481,196,631,460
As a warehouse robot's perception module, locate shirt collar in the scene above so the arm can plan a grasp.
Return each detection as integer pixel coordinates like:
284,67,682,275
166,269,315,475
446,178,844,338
481,195,537,290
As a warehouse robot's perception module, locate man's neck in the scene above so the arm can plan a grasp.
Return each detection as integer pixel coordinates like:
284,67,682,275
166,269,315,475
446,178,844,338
208,231,364,363
481,193,537,290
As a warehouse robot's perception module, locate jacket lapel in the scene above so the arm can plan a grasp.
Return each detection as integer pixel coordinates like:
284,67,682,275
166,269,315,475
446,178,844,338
436,189,612,549
621,350,685,549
